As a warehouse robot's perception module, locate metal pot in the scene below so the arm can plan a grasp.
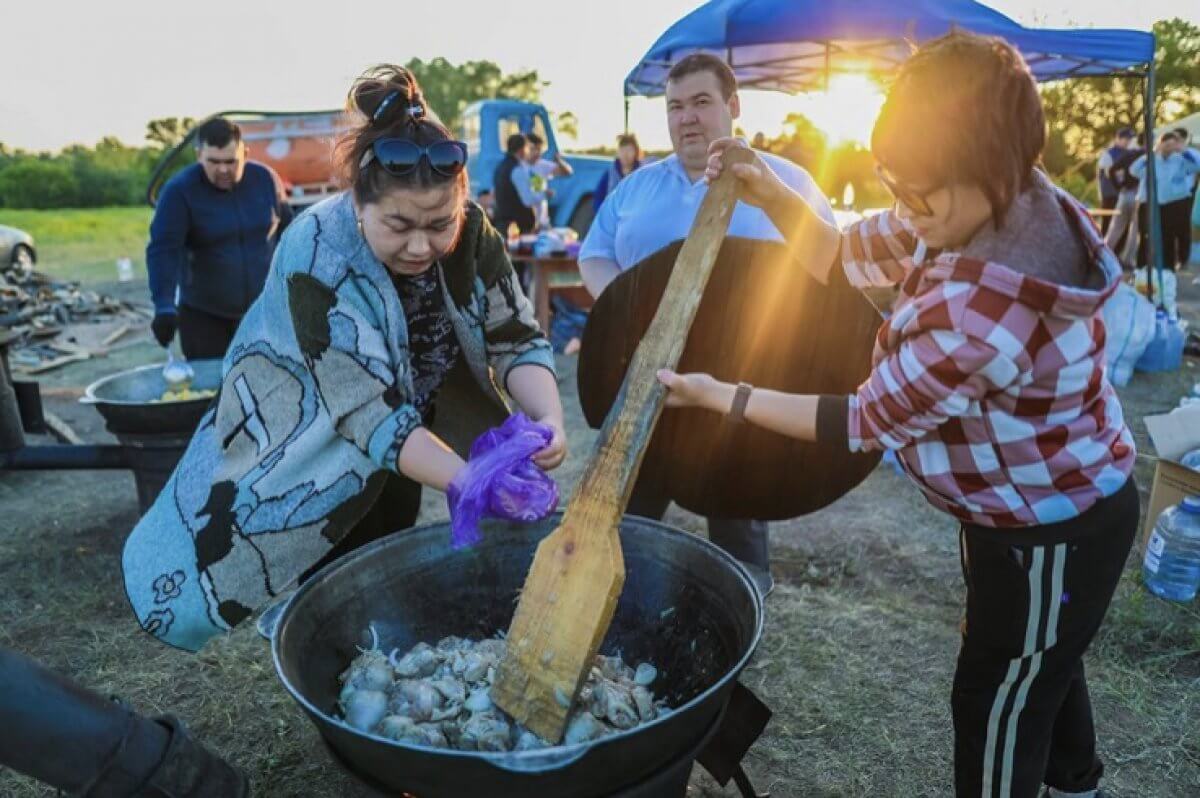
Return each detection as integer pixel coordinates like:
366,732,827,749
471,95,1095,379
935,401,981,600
80,360,222,435
273,514,763,798
78,360,222,511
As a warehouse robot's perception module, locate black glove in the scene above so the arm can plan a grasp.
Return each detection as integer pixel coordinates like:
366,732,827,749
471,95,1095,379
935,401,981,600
151,313,177,347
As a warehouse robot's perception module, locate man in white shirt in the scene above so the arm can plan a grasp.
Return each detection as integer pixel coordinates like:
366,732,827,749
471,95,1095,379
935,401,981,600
525,133,573,228
578,54,836,596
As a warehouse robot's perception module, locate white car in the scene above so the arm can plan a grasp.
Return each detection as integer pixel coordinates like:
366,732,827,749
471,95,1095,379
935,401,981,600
0,223,36,273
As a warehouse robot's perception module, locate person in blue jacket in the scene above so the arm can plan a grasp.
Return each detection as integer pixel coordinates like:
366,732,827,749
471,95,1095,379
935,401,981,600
592,133,642,211
145,117,293,359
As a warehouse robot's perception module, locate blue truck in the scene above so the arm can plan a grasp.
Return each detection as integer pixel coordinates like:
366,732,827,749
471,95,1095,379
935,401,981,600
459,99,608,234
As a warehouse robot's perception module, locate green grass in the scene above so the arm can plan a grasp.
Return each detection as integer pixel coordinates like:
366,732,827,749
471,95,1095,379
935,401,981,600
0,206,152,284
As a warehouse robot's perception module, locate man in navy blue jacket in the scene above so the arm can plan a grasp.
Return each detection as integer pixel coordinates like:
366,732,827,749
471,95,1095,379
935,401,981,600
146,118,292,359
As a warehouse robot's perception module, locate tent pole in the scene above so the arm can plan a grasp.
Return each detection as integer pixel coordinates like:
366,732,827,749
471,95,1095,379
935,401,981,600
1143,63,1164,302
624,97,630,134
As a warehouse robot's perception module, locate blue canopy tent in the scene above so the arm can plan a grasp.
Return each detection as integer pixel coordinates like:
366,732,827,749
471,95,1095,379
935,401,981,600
624,0,1167,274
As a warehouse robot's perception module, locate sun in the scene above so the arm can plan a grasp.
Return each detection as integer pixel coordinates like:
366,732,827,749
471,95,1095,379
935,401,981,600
799,74,886,145
737,73,886,148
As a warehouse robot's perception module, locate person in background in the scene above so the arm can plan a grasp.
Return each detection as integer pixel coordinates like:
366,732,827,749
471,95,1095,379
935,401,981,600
1177,128,1200,267
492,133,538,237
592,133,643,210
1095,127,1131,237
525,132,573,228
578,53,836,597
1109,133,1147,266
670,31,1137,798
1175,127,1200,197
1101,127,1139,263
1130,130,1200,270
477,188,495,222
146,117,293,360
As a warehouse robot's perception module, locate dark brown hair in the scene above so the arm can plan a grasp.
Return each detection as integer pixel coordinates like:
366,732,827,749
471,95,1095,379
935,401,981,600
617,133,641,155
871,31,1045,227
337,64,467,205
666,53,737,101
196,118,241,149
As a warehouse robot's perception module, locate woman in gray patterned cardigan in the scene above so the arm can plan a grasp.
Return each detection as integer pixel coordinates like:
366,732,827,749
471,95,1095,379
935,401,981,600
122,66,565,652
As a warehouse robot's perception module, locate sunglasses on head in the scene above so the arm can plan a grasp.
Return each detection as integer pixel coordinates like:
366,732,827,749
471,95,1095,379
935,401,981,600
360,138,469,178
875,164,936,217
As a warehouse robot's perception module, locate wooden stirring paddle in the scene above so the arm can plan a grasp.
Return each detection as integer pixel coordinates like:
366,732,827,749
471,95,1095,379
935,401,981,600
491,146,756,743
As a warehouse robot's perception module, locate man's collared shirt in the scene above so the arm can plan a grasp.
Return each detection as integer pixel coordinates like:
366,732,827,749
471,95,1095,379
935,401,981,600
580,151,834,270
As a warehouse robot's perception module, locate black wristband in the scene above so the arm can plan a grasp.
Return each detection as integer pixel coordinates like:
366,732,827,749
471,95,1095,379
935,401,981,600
815,394,850,446
728,382,753,424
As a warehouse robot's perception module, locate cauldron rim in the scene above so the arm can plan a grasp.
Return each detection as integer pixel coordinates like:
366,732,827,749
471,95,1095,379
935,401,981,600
271,513,764,771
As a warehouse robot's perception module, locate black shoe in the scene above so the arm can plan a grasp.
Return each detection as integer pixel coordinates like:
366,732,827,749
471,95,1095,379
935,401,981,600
707,519,774,599
740,561,776,600
142,715,251,797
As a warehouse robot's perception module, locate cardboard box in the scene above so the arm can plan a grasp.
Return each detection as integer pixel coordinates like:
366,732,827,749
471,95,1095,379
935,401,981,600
1141,404,1200,548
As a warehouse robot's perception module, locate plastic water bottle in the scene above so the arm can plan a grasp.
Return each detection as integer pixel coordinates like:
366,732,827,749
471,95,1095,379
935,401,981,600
1181,448,1200,472
116,256,134,283
1142,496,1200,602
1136,310,1184,372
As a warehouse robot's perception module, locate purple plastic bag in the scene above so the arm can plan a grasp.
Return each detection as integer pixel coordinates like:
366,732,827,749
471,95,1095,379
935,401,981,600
446,413,559,548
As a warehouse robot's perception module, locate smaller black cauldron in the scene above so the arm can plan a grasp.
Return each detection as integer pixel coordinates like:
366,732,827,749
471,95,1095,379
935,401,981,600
80,360,221,511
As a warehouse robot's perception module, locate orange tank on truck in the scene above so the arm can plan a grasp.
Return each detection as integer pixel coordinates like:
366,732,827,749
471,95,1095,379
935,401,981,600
238,112,350,206
147,110,350,210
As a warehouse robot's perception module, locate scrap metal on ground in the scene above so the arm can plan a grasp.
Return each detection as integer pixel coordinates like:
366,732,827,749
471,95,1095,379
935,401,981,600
1,266,151,372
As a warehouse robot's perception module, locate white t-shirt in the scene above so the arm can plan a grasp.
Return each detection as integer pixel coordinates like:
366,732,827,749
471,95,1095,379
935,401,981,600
580,151,834,270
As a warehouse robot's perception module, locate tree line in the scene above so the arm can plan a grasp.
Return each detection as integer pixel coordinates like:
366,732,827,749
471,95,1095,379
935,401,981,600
1,24,1195,211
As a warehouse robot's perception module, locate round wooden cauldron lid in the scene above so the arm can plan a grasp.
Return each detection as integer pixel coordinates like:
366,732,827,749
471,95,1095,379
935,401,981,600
577,237,883,521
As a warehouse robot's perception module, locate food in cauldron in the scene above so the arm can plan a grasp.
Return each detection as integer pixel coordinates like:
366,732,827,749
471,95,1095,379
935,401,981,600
151,387,217,403
337,626,667,751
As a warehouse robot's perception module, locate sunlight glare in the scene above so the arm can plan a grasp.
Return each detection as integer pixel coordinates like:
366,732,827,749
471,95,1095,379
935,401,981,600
797,74,886,145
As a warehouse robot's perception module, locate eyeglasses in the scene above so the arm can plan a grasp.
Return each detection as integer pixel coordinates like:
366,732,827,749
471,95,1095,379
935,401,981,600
875,164,936,217
360,139,469,178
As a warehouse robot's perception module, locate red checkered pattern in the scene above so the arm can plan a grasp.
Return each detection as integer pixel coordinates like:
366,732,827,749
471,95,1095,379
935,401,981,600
839,191,1136,528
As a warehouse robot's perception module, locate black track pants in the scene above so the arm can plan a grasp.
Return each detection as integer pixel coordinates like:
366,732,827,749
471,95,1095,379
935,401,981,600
952,478,1138,798
177,304,241,361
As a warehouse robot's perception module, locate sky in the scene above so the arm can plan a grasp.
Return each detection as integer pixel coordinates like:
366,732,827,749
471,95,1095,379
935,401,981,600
0,0,1189,154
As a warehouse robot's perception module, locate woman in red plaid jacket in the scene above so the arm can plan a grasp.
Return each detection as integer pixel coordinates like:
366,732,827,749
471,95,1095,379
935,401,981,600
661,31,1137,798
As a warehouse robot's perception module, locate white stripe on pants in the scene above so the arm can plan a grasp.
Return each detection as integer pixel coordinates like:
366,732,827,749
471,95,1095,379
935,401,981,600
981,544,1067,797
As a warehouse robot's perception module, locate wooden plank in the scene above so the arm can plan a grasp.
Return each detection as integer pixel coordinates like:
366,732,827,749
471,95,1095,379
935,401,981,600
43,411,84,445
101,322,132,347
491,146,755,743
15,352,90,375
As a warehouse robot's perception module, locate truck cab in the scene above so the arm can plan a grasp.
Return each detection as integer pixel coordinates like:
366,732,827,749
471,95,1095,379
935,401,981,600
459,99,607,234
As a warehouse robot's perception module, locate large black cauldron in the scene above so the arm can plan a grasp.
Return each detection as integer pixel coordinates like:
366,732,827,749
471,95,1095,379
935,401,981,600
273,514,763,797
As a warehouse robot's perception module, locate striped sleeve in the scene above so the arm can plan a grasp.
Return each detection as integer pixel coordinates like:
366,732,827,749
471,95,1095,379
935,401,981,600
840,209,921,288
847,328,1020,452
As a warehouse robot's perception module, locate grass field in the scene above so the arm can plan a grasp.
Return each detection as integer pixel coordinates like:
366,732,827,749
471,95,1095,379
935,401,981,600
0,206,152,284
2,350,1199,796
